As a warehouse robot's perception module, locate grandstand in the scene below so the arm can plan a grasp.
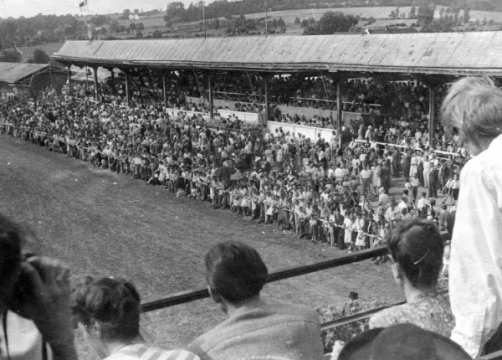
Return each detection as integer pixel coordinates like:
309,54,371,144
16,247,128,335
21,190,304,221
36,32,502,359
50,31,502,148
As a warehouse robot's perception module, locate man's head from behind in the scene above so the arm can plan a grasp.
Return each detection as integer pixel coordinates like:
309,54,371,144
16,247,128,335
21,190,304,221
205,241,268,312
339,324,472,360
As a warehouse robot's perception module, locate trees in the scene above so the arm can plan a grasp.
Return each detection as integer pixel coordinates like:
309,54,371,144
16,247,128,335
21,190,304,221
303,11,358,35
409,5,417,18
89,15,110,27
464,7,471,23
165,1,185,23
0,49,22,63
121,9,131,20
30,48,50,63
109,20,121,33
417,1,435,27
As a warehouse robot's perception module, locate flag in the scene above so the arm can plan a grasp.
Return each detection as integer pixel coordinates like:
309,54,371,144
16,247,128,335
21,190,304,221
79,0,87,8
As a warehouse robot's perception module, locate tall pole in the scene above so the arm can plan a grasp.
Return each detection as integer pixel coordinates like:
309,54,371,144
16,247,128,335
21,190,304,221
265,0,268,35
336,80,343,149
202,1,206,39
428,85,436,148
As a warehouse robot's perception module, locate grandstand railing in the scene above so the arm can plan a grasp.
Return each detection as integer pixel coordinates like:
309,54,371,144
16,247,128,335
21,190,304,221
140,247,387,312
141,246,502,360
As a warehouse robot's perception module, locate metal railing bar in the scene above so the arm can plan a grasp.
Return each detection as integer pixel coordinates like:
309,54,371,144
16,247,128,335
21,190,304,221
483,350,502,360
141,247,387,313
320,302,405,330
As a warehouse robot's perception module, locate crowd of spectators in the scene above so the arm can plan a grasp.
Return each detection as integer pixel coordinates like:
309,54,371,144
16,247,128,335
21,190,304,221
144,72,459,154
0,85,463,253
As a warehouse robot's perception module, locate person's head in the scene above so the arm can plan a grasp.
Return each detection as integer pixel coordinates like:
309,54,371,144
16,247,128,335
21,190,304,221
0,213,23,312
441,76,502,155
338,324,471,360
71,277,141,358
387,219,443,291
205,241,268,312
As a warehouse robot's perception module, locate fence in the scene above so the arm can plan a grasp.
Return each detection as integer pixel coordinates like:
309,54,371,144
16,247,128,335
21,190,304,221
141,247,387,312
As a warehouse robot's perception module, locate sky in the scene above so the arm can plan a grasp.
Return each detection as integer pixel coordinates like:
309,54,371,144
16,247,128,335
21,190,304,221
0,0,210,19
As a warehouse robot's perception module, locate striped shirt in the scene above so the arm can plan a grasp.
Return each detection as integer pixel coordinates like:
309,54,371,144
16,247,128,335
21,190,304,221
105,344,200,360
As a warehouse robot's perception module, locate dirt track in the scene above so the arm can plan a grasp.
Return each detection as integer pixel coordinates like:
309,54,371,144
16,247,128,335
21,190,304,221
0,135,400,354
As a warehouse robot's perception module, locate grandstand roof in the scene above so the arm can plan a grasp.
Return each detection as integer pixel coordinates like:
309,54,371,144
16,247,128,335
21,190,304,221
52,32,502,76
0,62,50,84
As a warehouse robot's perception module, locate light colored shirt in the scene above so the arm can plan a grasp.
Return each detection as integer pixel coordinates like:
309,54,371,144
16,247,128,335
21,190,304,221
188,300,323,360
369,292,454,338
105,344,199,360
0,312,50,360
449,134,502,358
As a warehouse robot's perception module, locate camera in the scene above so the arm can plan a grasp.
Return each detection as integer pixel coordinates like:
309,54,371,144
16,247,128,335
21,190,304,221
8,253,37,315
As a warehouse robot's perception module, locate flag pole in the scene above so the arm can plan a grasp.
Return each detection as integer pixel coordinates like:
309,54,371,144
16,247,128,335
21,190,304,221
202,1,206,39
265,0,268,35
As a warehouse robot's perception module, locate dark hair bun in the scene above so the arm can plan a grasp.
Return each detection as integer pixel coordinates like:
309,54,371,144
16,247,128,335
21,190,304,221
387,219,444,288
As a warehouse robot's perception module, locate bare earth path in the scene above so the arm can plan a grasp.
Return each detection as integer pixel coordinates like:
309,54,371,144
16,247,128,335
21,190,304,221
0,135,401,354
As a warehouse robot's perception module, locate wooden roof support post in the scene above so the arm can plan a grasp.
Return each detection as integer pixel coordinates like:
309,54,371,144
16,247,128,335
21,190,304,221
67,65,72,95
162,72,167,106
428,85,436,148
330,73,345,149
263,73,271,126
418,75,447,149
109,68,115,93
93,66,99,101
207,72,214,121
125,70,130,105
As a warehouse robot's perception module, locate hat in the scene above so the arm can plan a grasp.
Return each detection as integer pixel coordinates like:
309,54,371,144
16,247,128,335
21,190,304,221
338,324,472,360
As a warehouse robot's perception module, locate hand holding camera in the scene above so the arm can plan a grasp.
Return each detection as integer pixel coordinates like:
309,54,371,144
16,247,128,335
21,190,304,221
9,256,77,360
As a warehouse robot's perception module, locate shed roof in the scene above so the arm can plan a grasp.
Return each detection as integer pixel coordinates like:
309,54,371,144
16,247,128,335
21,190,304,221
0,62,50,84
52,32,502,76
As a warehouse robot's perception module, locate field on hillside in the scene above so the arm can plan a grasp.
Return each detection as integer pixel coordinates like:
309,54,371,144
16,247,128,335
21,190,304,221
0,135,400,358
247,6,412,23
88,5,502,39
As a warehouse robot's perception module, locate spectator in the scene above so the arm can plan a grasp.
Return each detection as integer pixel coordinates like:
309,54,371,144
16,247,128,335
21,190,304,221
337,324,471,360
188,241,323,360
369,219,453,337
442,76,502,357
0,213,78,360
71,276,199,360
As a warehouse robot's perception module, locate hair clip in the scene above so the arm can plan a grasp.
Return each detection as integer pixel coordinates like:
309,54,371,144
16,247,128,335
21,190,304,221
413,249,430,265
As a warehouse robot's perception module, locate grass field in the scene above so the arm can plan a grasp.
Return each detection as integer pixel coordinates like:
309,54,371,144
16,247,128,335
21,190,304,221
0,135,400,358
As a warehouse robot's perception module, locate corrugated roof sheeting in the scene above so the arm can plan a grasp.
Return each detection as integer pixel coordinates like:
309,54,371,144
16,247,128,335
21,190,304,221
52,32,502,76
0,62,49,84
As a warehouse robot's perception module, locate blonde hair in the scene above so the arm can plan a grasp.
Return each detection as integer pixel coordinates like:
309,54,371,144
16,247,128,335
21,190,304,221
441,76,502,146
